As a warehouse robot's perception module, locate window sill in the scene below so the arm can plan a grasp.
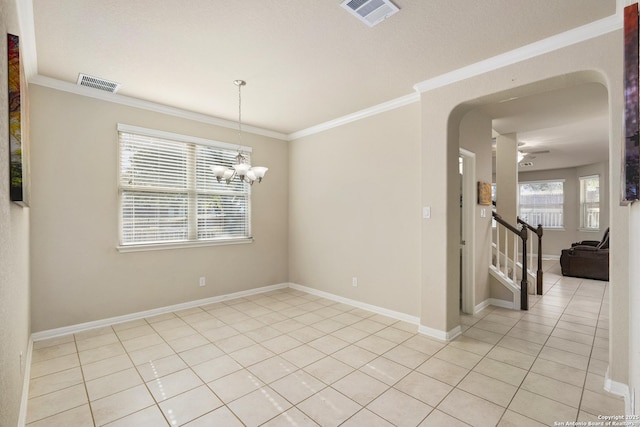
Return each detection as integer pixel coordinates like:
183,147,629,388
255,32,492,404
578,228,600,233
117,237,254,253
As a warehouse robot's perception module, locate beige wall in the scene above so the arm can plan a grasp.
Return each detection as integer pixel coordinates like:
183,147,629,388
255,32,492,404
289,104,421,317
519,161,610,256
419,30,628,384
496,133,519,225
29,85,289,332
489,277,515,303
459,110,493,307
0,0,31,425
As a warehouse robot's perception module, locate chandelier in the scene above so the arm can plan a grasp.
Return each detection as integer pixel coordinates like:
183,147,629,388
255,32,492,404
210,80,268,185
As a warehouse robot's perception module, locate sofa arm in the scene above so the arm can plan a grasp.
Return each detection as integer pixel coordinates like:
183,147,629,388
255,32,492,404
571,245,598,252
571,240,600,247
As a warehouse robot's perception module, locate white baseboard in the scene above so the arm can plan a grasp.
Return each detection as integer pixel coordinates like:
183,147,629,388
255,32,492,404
288,283,466,342
605,366,633,415
32,281,466,349
17,336,33,427
475,298,514,313
418,324,462,342
33,282,423,342
488,298,515,310
32,283,289,341
288,283,420,326
474,299,490,313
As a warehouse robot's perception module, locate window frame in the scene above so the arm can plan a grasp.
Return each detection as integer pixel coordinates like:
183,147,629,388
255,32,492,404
518,179,565,230
579,174,600,231
117,124,253,252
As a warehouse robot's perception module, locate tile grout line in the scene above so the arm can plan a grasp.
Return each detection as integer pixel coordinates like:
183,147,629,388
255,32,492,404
574,281,608,420
506,274,609,423
505,274,605,423
155,293,384,425
501,275,580,424
26,277,616,427
460,270,579,425
87,320,162,426
74,333,98,427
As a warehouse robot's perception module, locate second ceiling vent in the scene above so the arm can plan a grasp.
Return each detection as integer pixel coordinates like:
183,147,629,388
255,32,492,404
77,73,121,94
341,0,399,27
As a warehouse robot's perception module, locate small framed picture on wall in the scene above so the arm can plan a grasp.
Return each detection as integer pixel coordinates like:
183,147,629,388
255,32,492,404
478,182,492,206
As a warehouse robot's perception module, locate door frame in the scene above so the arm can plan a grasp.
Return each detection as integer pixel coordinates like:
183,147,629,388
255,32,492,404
459,148,476,314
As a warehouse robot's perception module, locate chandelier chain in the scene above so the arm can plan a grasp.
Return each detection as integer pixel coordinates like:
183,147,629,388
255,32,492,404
238,82,242,146
234,79,246,149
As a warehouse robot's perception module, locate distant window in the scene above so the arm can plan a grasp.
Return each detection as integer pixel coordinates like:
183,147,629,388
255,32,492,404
118,124,252,247
518,180,564,228
492,183,496,227
491,183,496,205
579,175,600,230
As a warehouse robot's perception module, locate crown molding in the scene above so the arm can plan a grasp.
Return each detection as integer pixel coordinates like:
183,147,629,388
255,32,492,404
22,1,624,141
290,8,623,139
288,92,420,140
413,12,622,94
29,75,289,141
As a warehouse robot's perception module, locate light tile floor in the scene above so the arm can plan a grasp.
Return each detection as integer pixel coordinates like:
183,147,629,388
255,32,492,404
26,261,625,426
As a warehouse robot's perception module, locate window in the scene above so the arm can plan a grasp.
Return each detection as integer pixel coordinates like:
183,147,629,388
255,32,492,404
118,124,252,248
491,183,496,227
491,183,496,205
579,175,600,230
518,180,564,228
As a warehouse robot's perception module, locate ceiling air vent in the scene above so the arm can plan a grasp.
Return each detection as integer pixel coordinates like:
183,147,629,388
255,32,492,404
77,74,121,93
341,0,399,27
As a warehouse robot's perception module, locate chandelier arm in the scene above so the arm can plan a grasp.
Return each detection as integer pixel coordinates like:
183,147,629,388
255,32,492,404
225,169,236,185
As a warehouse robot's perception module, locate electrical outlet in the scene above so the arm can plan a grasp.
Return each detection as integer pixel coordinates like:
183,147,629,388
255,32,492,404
352,277,358,287
199,277,206,287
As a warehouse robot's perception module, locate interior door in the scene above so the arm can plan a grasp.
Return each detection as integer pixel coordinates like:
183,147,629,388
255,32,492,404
459,149,476,314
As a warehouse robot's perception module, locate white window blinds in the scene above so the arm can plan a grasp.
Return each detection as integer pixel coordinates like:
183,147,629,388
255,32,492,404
118,124,251,246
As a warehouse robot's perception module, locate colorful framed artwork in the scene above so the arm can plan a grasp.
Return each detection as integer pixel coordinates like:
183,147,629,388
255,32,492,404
8,33,23,202
624,3,640,203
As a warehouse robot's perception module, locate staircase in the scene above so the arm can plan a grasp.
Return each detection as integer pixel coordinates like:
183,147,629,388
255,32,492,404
491,212,544,310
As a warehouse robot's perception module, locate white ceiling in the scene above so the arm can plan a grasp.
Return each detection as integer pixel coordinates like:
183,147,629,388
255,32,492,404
30,0,616,170
486,82,610,172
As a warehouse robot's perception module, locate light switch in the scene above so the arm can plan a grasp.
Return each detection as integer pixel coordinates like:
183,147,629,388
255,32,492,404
481,208,486,218
423,206,431,219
